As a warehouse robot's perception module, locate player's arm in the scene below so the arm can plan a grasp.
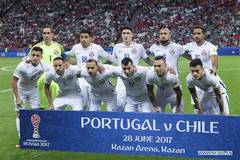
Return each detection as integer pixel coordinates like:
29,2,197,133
188,87,202,113
143,57,154,66
147,84,159,112
44,73,54,109
12,76,22,107
173,86,182,113
210,45,218,74
181,53,192,60
99,47,118,65
65,48,77,65
44,83,54,110
211,55,218,75
181,44,192,60
213,86,224,115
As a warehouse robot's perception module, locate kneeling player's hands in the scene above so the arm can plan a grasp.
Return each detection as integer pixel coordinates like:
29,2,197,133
48,104,54,110
152,106,161,113
175,107,181,113
16,98,23,108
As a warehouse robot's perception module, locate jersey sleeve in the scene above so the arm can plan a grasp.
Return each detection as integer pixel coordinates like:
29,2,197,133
169,74,180,88
209,43,218,56
146,70,154,85
13,63,23,79
149,45,154,55
139,44,148,59
208,74,220,89
178,44,185,56
112,45,118,59
69,65,81,76
45,71,53,84
98,46,118,64
186,73,194,88
65,46,75,56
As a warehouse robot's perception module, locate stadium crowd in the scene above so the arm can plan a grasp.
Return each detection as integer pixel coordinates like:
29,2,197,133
0,0,239,51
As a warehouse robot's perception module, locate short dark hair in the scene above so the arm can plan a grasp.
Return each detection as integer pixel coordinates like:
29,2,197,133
159,24,171,31
87,59,98,65
42,25,53,33
121,57,133,66
155,55,166,62
192,25,205,33
80,29,92,36
190,59,203,67
53,57,64,62
31,46,43,54
121,26,133,32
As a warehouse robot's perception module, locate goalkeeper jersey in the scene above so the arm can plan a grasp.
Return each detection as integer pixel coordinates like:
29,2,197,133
30,41,64,65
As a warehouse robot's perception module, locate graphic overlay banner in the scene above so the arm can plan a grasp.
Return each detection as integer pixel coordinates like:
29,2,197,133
20,110,239,159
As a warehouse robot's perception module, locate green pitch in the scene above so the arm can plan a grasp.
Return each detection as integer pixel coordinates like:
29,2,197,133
0,56,239,160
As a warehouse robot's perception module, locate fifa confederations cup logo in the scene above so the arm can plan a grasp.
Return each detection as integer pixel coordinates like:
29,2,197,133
31,114,41,139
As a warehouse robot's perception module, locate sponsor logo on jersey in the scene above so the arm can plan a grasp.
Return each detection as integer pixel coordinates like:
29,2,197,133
67,75,74,80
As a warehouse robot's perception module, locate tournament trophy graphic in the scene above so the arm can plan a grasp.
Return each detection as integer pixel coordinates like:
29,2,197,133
31,114,41,138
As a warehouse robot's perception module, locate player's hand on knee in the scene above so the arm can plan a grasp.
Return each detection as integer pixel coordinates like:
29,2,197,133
220,111,226,115
152,106,160,113
16,98,23,108
176,107,181,113
197,108,202,114
48,104,54,110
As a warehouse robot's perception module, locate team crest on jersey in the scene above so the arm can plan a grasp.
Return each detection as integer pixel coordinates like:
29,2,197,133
54,50,59,56
169,48,175,56
201,50,208,56
89,51,94,57
131,48,137,54
134,77,141,82
67,75,73,80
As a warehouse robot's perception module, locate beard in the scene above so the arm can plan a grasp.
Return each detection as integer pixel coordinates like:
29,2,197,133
160,40,170,45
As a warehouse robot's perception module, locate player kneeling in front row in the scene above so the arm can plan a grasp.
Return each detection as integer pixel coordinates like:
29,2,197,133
186,59,230,115
44,57,83,111
146,56,184,113
79,59,117,111
112,57,152,112
12,47,50,148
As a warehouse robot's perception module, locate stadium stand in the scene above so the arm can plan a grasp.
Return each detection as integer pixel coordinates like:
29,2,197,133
0,0,239,51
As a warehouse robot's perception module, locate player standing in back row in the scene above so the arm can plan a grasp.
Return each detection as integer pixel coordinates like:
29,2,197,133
149,26,191,76
29,25,65,109
113,26,153,111
66,29,117,110
184,25,223,113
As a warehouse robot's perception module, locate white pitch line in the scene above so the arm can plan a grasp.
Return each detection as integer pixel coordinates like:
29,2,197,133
0,88,12,93
1,66,15,72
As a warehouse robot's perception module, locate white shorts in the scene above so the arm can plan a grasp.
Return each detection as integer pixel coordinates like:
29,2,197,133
14,89,40,111
53,94,83,111
124,97,152,113
89,94,117,112
78,78,91,109
115,78,126,111
156,89,184,113
200,91,230,115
